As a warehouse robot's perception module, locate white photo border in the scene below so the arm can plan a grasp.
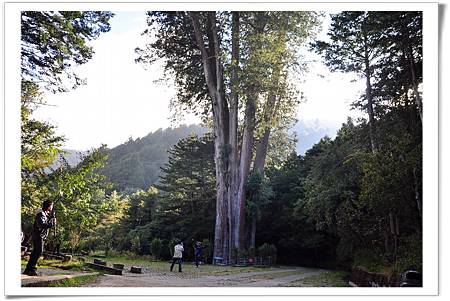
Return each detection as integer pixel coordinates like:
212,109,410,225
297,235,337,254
3,1,439,296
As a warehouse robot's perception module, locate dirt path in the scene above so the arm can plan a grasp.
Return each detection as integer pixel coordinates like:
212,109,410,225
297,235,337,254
82,266,328,287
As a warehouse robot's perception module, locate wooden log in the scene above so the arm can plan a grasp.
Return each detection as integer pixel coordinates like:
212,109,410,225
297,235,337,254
86,263,122,275
130,266,142,274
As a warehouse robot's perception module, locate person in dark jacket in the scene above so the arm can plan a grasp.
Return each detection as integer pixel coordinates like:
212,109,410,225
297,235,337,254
23,200,56,276
194,241,204,268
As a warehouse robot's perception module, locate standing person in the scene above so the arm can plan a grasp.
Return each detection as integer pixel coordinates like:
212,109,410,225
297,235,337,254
23,200,56,276
194,241,204,268
170,240,184,272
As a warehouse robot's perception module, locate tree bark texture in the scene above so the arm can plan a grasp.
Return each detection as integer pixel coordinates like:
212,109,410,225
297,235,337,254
227,12,240,257
191,12,229,260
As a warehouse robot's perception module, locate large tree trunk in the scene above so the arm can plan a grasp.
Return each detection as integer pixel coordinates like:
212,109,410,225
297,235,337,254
235,96,256,250
191,12,230,260
254,129,271,173
362,28,377,154
227,12,240,260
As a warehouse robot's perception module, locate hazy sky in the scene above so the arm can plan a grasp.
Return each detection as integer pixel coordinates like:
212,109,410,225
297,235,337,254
32,11,364,151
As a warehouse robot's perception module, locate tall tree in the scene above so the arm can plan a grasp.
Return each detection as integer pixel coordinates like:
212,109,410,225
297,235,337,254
20,11,115,244
313,12,385,153
138,11,319,261
153,134,216,244
370,12,423,122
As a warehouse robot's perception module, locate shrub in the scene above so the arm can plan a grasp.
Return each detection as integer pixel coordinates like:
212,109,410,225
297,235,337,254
258,243,271,257
130,234,141,254
248,246,256,257
150,238,163,260
269,244,278,264
395,235,422,274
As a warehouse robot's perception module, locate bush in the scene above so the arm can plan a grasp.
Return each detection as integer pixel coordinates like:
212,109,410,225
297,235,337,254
353,248,391,273
150,238,163,260
258,243,271,257
395,235,422,274
130,234,141,254
269,244,277,264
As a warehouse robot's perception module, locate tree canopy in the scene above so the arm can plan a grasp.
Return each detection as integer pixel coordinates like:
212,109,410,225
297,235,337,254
21,11,114,93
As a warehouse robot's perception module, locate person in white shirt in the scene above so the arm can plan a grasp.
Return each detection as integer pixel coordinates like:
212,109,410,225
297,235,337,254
170,240,184,272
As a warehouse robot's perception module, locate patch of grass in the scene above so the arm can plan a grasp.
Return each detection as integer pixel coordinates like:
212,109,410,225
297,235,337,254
287,271,350,287
21,258,95,273
85,254,275,277
46,274,99,287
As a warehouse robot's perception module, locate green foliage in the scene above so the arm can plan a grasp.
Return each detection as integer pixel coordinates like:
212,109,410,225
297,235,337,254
20,11,118,255
105,134,215,259
130,233,141,255
395,235,422,273
245,171,272,220
152,134,216,248
150,238,163,260
100,124,209,192
257,243,271,257
21,11,114,92
21,100,64,176
257,243,277,260
45,274,99,287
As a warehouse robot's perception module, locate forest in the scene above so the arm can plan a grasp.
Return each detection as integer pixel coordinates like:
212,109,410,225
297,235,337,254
20,10,422,276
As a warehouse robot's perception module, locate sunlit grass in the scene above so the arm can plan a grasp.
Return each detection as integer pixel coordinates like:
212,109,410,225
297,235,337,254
21,257,93,272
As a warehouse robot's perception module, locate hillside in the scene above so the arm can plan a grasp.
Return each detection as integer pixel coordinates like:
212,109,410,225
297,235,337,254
63,122,333,192
100,124,209,193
